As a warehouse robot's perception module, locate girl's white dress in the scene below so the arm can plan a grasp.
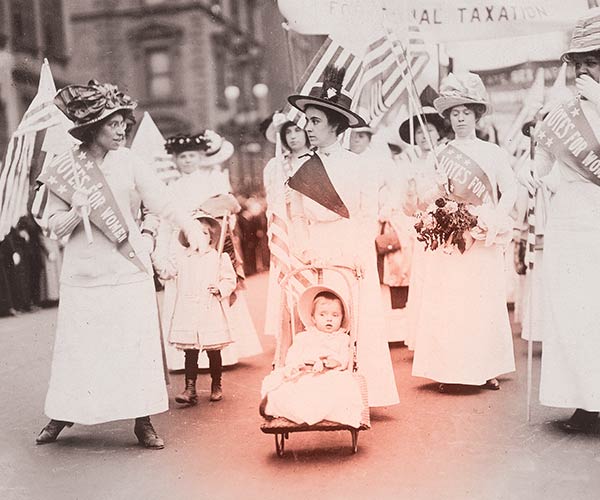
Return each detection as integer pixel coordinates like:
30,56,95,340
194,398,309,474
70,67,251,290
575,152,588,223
167,246,237,350
261,328,363,427
411,139,517,385
155,167,262,369
289,142,399,407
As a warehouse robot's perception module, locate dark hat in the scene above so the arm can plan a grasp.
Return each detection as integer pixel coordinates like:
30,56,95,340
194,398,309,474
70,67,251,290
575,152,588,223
54,80,137,141
165,129,234,166
398,106,445,144
288,65,367,128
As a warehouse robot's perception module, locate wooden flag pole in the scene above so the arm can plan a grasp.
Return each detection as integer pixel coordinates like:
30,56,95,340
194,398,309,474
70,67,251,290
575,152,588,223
526,126,538,423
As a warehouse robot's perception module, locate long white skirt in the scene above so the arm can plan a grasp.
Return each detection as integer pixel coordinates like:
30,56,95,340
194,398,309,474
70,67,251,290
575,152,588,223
412,242,515,385
44,279,168,424
540,181,600,410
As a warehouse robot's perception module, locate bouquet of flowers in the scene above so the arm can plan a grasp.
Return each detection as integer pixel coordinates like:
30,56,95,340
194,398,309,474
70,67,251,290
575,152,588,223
414,197,478,253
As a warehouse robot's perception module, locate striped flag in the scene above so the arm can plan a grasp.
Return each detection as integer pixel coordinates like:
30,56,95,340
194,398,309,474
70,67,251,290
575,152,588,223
283,37,363,128
353,26,430,127
0,59,69,242
268,209,316,299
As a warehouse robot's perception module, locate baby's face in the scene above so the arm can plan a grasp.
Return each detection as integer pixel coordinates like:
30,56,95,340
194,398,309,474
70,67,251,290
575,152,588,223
312,298,343,333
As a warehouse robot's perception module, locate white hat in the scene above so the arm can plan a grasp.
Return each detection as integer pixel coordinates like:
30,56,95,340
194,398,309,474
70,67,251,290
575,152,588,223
297,285,350,330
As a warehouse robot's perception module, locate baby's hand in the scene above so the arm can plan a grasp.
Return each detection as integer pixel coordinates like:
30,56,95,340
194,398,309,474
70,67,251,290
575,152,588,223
207,284,221,296
323,357,341,369
312,359,324,373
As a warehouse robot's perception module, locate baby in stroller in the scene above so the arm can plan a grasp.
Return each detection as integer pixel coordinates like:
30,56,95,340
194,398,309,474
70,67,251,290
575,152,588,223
260,285,364,428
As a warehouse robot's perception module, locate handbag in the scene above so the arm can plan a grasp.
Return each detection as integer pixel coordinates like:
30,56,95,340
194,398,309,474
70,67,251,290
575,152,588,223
375,222,401,255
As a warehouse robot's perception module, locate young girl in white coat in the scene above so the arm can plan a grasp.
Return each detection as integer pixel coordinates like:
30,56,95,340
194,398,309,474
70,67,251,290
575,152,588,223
156,214,237,404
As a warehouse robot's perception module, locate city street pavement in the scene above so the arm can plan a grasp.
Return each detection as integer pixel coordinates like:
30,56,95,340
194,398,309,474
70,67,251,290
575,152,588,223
2,272,600,500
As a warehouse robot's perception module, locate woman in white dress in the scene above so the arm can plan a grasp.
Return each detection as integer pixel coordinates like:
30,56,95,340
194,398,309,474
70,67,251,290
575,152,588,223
286,65,399,407
263,117,311,337
411,73,517,391
533,13,600,432
35,80,205,448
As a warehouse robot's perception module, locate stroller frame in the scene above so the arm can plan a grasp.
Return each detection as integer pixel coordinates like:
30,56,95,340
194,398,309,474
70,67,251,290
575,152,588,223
260,264,370,457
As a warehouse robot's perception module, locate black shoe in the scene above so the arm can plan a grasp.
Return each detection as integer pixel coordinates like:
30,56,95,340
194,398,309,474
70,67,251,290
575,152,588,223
438,383,446,393
559,409,599,434
134,417,165,449
210,381,223,402
36,419,73,445
175,378,197,405
484,378,500,391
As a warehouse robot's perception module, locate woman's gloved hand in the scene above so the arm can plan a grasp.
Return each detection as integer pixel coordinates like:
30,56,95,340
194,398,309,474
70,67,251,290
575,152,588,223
576,75,600,107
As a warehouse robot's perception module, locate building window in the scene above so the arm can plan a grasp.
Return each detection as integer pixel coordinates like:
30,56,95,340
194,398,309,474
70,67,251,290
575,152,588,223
40,0,65,60
213,34,229,109
128,22,183,103
230,0,240,26
10,0,38,54
146,48,173,100
0,1,8,48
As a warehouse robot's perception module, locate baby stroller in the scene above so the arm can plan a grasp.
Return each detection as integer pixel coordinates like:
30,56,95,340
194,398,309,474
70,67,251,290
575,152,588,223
260,265,370,457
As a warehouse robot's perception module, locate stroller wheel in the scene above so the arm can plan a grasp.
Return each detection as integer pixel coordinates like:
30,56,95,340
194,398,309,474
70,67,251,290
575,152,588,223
275,433,286,457
350,429,359,454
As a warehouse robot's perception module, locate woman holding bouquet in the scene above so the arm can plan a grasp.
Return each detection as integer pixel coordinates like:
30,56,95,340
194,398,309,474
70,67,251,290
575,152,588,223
411,73,517,391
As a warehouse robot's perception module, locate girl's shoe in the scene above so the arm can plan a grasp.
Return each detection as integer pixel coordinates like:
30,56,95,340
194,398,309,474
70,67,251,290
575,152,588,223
210,381,223,402
175,378,198,405
36,419,73,445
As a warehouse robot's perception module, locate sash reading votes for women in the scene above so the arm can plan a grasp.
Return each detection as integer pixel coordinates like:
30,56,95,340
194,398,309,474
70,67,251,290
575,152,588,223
536,98,600,187
437,144,494,206
37,146,147,272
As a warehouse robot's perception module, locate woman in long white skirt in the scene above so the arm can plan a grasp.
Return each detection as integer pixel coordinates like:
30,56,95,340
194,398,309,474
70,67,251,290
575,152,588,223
35,80,205,448
411,73,516,391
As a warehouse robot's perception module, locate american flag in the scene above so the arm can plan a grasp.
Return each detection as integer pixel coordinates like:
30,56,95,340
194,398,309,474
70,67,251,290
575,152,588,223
353,25,430,127
0,60,68,242
283,37,363,128
265,156,316,300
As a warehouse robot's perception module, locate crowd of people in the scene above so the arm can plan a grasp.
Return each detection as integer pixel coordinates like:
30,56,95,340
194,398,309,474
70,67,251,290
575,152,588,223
1,8,596,450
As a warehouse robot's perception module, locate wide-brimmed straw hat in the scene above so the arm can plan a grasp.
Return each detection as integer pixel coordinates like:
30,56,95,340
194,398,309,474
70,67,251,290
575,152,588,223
398,106,446,144
561,8,600,62
288,65,367,128
433,72,489,116
297,285,350,330
54,80,137,141
178,212,222,248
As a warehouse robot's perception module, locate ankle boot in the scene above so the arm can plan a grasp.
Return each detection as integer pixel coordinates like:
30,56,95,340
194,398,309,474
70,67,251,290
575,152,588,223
134,416,164,449
208,350,223,401
36,419,73,445
210,378,223,402
560,409,599,433
176,349,199,405
175,378,198,405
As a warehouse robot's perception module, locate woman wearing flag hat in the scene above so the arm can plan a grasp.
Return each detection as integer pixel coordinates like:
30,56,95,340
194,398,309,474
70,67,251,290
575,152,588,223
532,8,600,433
286,64,399,407
410,72,517,392
34,80,206,449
